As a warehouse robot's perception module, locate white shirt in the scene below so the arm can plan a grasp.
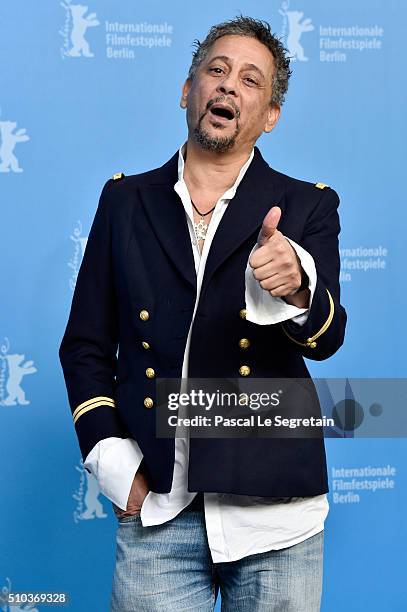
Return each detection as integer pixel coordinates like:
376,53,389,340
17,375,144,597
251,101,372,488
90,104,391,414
84,143,329,563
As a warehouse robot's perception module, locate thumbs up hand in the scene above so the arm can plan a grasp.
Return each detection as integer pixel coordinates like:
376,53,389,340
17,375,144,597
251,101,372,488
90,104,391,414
256,205,281,246
249,206,309,305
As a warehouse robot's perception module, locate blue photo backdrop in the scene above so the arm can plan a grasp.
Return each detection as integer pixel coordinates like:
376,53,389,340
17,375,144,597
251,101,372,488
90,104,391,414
1,1,405,610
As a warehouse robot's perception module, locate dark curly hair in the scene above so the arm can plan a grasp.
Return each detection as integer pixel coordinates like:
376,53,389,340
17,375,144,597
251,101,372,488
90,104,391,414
187,15,292,108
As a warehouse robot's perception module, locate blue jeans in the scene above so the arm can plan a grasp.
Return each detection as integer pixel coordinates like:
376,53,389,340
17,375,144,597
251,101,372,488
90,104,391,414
110,504,324,611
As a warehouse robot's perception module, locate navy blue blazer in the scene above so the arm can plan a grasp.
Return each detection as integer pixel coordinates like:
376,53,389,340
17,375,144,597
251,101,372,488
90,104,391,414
59,145,347,497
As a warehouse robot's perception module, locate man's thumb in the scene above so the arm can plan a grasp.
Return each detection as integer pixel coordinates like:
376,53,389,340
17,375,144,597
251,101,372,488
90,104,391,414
257,206,282,246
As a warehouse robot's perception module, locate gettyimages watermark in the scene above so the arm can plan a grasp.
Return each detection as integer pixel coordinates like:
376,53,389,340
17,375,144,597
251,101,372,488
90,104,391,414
154,378,407,439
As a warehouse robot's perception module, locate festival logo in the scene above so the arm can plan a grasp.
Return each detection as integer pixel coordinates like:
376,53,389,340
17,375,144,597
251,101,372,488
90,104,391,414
59,1,174,60
60,1,100,59
340,245,388,282
68,221,88,292
0,338,37,407
73,461,108,522
279,0,314,62
0,114,30,173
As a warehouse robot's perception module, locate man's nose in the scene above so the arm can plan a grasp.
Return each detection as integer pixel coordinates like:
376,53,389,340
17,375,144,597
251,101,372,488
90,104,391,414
216,74,238,97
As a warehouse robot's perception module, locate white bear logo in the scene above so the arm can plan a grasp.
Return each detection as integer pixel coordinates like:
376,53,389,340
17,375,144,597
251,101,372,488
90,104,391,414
1,353,37,406
80,470,108,519
280,2,314,62
73,464,108,522
0,120,30,173
62,2,100,58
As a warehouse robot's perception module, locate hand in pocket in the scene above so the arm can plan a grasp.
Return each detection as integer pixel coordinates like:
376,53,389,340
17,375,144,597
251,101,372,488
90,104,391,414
114,471,150,517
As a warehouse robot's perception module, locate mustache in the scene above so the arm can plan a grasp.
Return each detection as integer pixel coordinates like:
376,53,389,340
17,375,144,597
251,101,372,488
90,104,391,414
206,97,241,119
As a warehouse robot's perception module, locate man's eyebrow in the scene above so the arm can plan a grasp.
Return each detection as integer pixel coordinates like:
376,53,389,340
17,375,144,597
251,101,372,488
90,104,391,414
207,55,266,81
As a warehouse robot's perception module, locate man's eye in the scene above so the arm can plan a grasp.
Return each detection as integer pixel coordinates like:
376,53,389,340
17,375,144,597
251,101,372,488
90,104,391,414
209,67,224,74
244,77,258,85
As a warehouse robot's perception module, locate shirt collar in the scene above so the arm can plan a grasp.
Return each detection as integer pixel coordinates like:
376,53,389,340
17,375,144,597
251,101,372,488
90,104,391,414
176,141,254,201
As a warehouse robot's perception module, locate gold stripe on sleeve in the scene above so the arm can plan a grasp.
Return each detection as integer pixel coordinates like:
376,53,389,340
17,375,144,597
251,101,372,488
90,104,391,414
72,396,115,422
282,288,335,349
73,400,116,425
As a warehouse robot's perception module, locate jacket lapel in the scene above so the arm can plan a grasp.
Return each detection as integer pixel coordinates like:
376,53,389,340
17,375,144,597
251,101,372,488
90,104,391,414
137,146,286,295
200,146,286,297
138,152,197,291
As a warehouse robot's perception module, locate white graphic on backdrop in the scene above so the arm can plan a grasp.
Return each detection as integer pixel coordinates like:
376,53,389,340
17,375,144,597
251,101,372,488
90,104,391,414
279,0,314,62
60,1,174,60
319,24,384,63
340,245,388,282
0,120,30,173
105,21,173,59
60,1,100,58
68,221,88,291
0,576,39,611
278,1,384,63
331,464,396,504
73,461,107,522
0,338,37,406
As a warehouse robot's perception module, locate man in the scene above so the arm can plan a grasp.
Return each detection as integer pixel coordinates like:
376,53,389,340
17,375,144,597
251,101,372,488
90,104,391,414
59,15,346,612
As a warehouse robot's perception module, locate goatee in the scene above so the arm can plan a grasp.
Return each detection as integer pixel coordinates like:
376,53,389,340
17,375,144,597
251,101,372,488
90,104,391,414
193,123,239,153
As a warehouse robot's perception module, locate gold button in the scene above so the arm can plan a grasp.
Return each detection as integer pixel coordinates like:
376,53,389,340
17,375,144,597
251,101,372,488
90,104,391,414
142,341,150,349
139,309,149,321
144,397,154,408
239,338,250,349
146,367,155,378
239,308,247,319
239,365,251,376
307,340,317,349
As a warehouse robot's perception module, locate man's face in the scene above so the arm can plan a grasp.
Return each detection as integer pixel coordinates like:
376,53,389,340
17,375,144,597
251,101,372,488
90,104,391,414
181,35,280,153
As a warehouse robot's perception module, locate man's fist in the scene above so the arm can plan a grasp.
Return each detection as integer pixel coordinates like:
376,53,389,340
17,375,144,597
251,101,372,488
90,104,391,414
249,206,309,304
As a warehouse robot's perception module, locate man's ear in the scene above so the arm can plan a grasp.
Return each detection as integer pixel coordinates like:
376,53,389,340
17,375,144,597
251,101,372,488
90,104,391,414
264,104,281,133
180,78,192,108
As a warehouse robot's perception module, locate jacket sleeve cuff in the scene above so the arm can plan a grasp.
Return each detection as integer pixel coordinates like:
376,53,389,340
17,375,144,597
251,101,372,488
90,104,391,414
280,278,343,360
84,437,144,511
72,394,130,463
244,239,316,326
285,237,317,325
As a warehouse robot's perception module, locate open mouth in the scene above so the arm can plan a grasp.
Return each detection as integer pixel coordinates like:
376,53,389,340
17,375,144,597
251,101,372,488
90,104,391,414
209,105,235,120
